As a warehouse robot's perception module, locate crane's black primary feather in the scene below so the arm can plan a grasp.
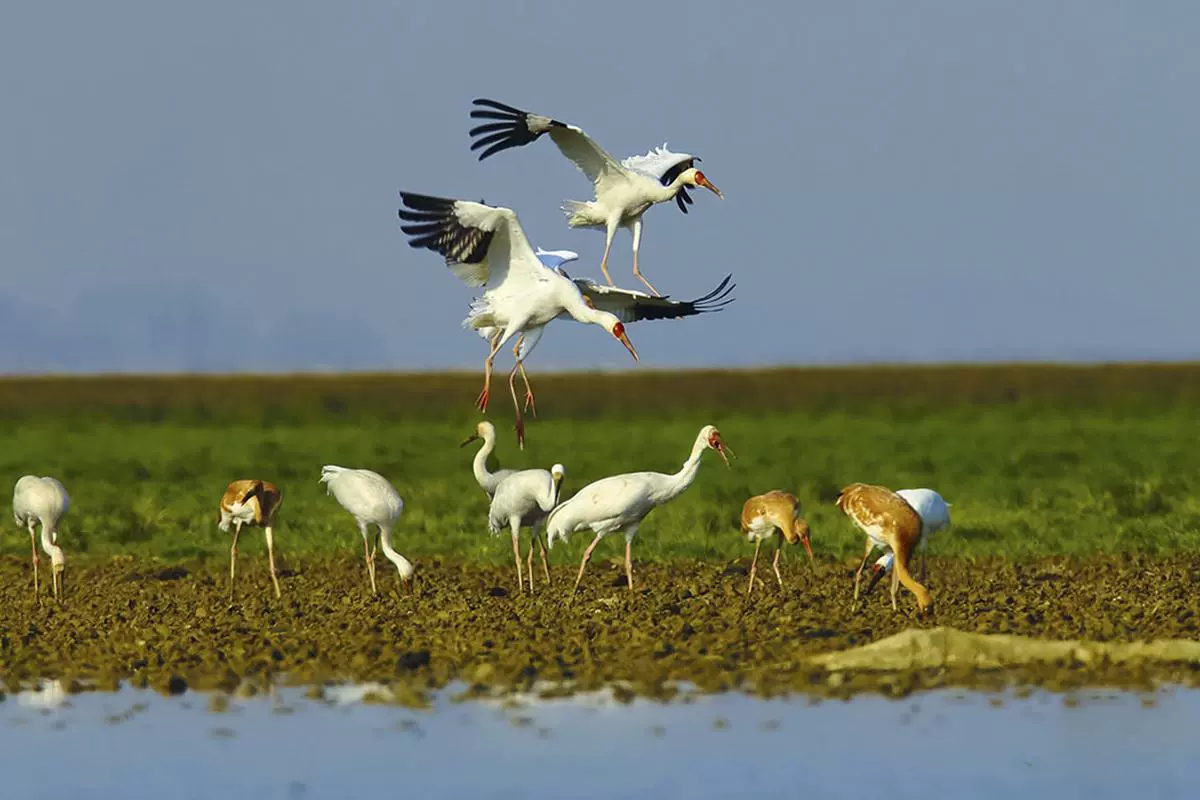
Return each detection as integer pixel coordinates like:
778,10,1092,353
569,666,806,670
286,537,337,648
579,274,736,323
469,98,567,161
658,157,698,214
398,191,493,265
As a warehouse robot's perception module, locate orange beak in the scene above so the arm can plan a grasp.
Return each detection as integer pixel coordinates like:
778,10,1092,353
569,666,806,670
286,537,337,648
713,439,734,467
801,535,814,563
618,330,639,362
698,175,723,199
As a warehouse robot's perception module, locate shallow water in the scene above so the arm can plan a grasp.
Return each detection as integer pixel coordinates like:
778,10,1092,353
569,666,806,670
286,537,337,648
5,683,1198,799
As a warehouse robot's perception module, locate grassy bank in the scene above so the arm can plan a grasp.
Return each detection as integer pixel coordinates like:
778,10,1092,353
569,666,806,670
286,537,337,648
2,365,1199,565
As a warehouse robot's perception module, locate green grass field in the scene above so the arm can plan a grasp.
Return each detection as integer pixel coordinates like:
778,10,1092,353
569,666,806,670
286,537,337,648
3,365,1200,565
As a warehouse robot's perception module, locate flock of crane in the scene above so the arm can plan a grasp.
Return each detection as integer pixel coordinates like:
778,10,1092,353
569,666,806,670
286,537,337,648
11,99,953,614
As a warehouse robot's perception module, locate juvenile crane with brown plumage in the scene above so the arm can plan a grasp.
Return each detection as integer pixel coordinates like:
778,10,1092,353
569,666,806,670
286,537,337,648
835,483,932,615
218,480,283,600
739,491,813,596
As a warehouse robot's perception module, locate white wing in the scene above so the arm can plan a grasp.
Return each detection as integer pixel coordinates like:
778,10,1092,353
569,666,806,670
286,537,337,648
399,193,548,291
564,273,735,323
534,248,580,270
469,99,627,193
620,144,697,180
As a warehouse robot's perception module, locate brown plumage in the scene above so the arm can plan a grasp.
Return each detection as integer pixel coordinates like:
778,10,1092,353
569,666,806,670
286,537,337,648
835,483,932,614
218,479,283,600
739,490,813,596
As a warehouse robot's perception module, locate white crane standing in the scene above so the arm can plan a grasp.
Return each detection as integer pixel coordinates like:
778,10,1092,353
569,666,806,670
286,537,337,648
469,98,723,296
547,425,733,595
399,192,732,447
488,463,565,593
13,475,70,602
320,466,413,595
863,488,952,596
218,479,283,600
460,420,515,497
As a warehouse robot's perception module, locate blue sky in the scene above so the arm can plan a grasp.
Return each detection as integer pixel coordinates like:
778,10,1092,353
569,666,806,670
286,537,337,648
2,1,1197,373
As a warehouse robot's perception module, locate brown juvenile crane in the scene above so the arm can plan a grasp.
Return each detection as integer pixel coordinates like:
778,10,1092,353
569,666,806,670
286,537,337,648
218,479,283,600
739,491,813,596
835,483,932,615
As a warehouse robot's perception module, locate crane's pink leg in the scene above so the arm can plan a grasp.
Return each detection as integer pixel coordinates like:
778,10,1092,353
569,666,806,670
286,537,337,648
477,331,504,412
265,525,281,599
511,522,525,594
772,532,784,588
229,521,242,601
510,335,536,417
537,529,551,585
361,524,377,595
629,218,662,297
29,527,40,601
526,531,535,593
572,533,604,594
599,223,617,286
507,361,526,450
852,538,874,610
624,539,636,592
746,538,762,596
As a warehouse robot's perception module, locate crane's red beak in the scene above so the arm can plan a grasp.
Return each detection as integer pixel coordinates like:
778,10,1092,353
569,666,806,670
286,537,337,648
801,535,814,563
613,323,639,362
698,175,722,199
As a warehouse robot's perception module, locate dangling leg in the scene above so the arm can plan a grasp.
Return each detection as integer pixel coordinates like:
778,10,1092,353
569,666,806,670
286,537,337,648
229,521,242,601
852,538,875,609
518,360,537,418
630,218,661,297
477,331,505,412
506,361,528,449
598,221,618,286
746,538,762,597
28,524,40,601
265,525,281,599
572,533,604,594
772,531,785,588
510,518,525,594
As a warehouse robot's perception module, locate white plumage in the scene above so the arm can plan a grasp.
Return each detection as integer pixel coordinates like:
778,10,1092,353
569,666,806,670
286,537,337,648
399,192,639,448
469,99,722,296
866,488,952,588
489,463,565,593
546,425,733,594
319,465,413,594
13,475,70,601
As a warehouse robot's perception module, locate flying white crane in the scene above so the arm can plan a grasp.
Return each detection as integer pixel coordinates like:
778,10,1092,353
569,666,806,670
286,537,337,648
319,466,413,595
13,475,70,602
399,192,733,447
218,479,283,600
488,463,565,594
863,488,952,596
460,420,516,497
546,425,733,595
469,98,723,296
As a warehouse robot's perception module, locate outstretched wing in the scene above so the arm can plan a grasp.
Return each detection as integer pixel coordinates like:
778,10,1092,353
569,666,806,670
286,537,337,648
398,192,545,289
621,144,699,214
534,247,580,270
470,98,626,192
569,273,735,323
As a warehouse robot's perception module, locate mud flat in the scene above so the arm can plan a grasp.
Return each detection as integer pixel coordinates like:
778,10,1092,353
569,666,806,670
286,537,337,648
3,554,1199,701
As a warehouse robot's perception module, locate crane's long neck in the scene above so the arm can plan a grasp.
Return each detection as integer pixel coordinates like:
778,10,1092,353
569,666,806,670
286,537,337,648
561,293,610,328
657,434,709,504
378,525,414,580
649,173,692,204
473,431,499,491
39,520,64,566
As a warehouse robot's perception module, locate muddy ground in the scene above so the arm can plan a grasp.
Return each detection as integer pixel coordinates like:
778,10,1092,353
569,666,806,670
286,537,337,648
3,554,1200,702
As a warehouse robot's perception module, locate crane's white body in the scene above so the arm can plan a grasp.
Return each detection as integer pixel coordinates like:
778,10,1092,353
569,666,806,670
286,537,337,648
547,425,730,593
13,475,70,600
871,489,952,573
469,99,721,294
488,464,564,592
320,465,413,592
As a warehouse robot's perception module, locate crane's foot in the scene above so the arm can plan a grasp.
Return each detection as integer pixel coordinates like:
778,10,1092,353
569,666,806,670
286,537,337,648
476,387,490,412
523,389,537,417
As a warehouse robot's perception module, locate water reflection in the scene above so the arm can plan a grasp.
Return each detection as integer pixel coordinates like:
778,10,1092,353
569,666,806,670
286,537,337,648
3,682,1196,799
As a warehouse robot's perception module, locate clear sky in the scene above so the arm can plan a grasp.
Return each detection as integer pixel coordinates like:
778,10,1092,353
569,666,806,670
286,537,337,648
2,1,1197,374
